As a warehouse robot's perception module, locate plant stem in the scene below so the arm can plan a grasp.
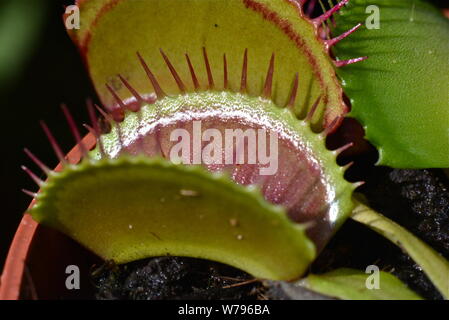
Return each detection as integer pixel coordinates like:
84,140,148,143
351,199,449,300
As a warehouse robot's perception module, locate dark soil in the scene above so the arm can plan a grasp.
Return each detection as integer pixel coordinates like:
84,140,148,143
91,257,265,300
312,166,449,300
91,167,448,300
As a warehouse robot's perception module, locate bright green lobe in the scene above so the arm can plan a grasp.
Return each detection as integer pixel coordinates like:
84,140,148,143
93,91,356,250
30,158,316,281
71,0,346,127
334,0,449,168
301,268,422,300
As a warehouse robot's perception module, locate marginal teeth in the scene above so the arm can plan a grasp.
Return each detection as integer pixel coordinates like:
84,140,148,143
352,181,365,189
95,104,113,124
137,51,166,98
185,53,200,91
305,95,322,122
285,72,299,109
107,48,327,125
86,99,107,158
202,47,215,89
21,165,44,187
325,23,362,49
24,148,50,174
61,104,88,158
40,121,67,165
106,83,126,110
262,53,275,99
334,142,354,156
160,48,186,93
342,161,354,172
117,74,144,108
334,56,369,68
322,115,342,136
22,189,37,198
223,53,228,90
240,48,248,93
312,0,349,27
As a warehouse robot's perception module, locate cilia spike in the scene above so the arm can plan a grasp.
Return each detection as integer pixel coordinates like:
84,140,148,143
86,99,101,136
352,181,365,189
185,53,200,90
286,73,299,109
160,49,186,93
334,142,354,156
95,103,113,124
323,115,342,136
305,95,322,121
240,49,248,93
262,53,275,99
342,161,354,172
106,84,126,110
313,0,349,27
325,23,362,49
83,124,105,159
334,56,368,68
223,54,228,90
22,189,37,198
104,49,337,126
21,166,44,187
137,52,166,98
40,121,66,165
24,148,50,174
117,74,145,109
202,47,215,89
61,104,88,157
95,100,121,123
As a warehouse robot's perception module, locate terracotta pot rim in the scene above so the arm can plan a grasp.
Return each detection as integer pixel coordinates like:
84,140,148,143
0,133,96,300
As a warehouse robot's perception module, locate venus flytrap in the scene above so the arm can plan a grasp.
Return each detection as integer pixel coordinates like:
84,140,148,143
22,0,449,300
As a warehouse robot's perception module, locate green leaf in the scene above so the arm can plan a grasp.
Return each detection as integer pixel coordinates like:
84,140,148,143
69,0,348,127
300,268,422,300
30,156,316,281
333,0,449,168
351,201,449,299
